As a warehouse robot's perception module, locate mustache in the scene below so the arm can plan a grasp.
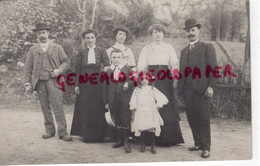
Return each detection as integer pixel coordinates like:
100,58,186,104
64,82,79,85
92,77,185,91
39,37,46,40
188,35,195,38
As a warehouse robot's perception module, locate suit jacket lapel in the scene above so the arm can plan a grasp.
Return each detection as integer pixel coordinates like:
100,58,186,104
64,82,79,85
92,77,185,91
94,47,98,63
35,43,43,55
189,41,200,54
182,46,189,68
83,48,89,64
48,42,54,57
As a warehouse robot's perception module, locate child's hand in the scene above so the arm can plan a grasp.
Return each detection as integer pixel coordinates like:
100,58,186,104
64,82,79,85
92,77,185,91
105,103,109,110
123,82,129,91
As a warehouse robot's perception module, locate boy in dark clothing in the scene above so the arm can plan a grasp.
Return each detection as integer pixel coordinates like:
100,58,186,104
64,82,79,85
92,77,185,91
103,49,134,153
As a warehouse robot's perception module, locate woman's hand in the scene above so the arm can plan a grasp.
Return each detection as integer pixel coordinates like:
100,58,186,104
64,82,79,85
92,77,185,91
74,86,80,95
103,66,110,72
205,86,214,98
105,103,109,110
173,80,178,90
123,82,129,91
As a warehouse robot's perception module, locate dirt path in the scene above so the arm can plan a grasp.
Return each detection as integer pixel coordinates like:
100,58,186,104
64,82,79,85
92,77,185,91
0,103,252,165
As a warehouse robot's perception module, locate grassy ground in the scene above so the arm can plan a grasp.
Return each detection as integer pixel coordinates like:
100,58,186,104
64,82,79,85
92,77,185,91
218,41,246,66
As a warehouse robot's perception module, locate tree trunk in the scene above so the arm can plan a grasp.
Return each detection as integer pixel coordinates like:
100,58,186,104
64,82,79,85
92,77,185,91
81,0,87,48
242,0,250,85
90,0,98,28
244,0,250,64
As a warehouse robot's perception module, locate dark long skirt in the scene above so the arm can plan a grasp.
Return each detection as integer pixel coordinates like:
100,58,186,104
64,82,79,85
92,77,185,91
148,65,184,146
70,66,106,142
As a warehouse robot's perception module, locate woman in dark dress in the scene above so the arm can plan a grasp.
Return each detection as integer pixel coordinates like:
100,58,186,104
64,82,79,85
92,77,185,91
137,24,184,146
70,29,110,142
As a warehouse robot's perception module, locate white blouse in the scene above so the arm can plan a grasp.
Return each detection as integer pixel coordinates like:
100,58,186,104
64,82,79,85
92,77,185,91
107,42,136,67
137,42,179,73
87,45,96,64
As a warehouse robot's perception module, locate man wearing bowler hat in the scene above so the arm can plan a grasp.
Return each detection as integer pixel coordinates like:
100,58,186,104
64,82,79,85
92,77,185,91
178,18,218,158
24,23,72,141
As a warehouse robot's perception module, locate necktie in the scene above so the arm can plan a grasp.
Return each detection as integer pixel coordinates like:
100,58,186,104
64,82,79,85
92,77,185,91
189,44,195,50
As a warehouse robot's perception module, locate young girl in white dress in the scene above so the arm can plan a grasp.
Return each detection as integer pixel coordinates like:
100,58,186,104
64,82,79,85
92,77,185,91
130,76,169,154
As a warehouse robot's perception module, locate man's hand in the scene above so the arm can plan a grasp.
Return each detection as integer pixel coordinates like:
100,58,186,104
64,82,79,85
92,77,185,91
123,82,129,91
51,69,61,78
205,86,214,98
74,86,80,95
25,85,33,95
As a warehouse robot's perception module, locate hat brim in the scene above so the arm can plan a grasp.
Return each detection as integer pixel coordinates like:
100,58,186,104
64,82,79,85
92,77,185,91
33,27,51,32
183,24,201,30
105,111,115,127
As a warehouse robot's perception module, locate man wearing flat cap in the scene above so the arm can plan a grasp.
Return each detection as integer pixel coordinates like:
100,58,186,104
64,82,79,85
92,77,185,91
24,23,72,141
178,18,218,158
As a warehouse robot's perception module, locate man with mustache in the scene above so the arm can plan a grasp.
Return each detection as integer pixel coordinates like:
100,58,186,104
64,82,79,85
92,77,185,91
178,18,217,158
24,23,72,141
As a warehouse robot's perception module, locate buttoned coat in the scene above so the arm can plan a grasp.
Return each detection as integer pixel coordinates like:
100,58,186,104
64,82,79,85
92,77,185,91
24,42,70,90
74,47,110,86
103,65,134,109
178,41,218,94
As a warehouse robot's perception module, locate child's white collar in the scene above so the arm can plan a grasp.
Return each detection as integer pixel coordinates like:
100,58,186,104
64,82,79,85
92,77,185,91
110,63,126,70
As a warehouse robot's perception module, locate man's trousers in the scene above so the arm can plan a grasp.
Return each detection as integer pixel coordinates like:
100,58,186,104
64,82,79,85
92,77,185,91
35,80,68,137
182,82,211,151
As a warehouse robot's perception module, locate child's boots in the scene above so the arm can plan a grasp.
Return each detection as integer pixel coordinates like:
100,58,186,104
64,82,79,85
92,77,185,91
140,132,146,152
151,132,157,154
123,129,131,153
113,129,124,148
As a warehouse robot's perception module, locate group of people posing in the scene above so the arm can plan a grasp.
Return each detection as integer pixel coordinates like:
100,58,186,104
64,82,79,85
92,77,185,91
24,18,217,158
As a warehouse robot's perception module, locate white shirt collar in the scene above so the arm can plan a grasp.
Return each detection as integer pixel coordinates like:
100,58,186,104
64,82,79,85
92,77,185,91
189,39,199,46
110,62,126,70
40,40,50,52
87,45,96,50
114,42,126,50
152,41,165,46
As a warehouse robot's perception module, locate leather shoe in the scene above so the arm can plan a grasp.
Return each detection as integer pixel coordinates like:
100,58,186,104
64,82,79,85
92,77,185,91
42,133,54,139
113,140,124,148
201,150,210,158
59,135,72,141
188,146,201,151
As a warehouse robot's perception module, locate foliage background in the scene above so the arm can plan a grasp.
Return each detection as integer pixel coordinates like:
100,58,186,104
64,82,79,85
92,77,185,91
0,0,250,120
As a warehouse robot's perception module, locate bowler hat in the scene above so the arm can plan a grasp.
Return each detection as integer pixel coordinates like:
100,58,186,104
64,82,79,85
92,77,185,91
33,23,51,32
183,18,201,30
113,25,131,39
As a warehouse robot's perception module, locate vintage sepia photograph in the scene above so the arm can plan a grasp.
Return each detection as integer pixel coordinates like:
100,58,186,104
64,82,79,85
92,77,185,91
0,0,257,165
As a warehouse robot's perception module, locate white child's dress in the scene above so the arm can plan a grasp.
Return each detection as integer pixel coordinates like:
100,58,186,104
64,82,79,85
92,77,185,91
130,86,169,137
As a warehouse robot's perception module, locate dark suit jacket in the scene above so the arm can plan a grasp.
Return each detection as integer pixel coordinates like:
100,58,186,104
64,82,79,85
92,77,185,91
178,41,218,94
103,65,134,109
24,42,70,90
74,47,110,86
